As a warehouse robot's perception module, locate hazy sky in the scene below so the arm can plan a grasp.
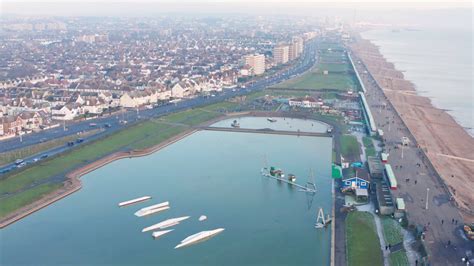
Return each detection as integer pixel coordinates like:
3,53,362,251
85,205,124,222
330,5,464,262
1,1,472,19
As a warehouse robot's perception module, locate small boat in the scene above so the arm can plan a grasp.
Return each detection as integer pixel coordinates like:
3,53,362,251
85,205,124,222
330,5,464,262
152,229,174,239
134,201,169,217
175,228,225,249
135,206,170,217
142,216,190,232
231,120,240,128
199,215,207,222
288,174,296,182
267,118,277,122
118,196,151,207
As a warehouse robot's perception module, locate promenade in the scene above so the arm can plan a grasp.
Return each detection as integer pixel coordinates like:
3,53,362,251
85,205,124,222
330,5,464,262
350,39,474,265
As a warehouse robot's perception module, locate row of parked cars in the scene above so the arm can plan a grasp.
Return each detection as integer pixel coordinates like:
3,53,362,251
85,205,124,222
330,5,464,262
0,153,50,174
1,122,113,175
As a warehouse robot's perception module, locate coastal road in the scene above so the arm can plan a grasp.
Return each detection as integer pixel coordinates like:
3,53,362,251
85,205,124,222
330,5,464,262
352,54,473,265
0,40,319,174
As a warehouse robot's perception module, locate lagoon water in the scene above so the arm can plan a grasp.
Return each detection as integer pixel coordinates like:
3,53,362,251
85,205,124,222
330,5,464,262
0,118,332,265
361,28,473,136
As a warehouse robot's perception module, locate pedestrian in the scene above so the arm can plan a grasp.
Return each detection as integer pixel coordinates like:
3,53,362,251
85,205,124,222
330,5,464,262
415,259,418,266
455,220,458,225
442,220,444,225
447,240,451,246
415,180,417,185
452,218,455,224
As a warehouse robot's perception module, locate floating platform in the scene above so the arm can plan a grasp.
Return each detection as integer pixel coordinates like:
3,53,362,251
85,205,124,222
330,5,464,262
134,201,170,217
118,196,151,207
135,206,170,217
175,228,225,249
142,216,190,232
261,168,316,193
152,229,174,239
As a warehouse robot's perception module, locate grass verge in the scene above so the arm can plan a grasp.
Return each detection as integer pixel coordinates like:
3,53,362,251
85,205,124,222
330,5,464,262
341,135,360,160
389,250,409,266
363,136,376,158
346,211,383,266
274,72,358,91
381,217,404,245
0,183,62,218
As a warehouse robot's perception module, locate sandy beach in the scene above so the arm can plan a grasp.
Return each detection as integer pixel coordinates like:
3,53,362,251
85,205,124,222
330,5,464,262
350,34,474,222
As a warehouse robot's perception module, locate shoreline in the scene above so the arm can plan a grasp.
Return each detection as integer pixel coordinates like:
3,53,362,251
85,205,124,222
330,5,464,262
350,33,474,222
0,111,335,229
359,29,473,137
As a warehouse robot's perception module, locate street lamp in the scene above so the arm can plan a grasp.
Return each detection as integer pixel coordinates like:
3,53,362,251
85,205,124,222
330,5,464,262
425,188,430,210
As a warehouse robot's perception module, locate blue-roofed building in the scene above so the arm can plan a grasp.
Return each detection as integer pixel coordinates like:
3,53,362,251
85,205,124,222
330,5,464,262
342,176,370,190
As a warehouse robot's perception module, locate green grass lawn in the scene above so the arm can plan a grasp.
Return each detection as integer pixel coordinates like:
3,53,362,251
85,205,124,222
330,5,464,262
316,63,351,73
363,136,376,158
389,250,409,266
341,135,360,160
0,103,231,220
275,71,358,91
199,101,239,112
0,183,61,218
381,217,404,245
161,109,222,126
346,211,383,266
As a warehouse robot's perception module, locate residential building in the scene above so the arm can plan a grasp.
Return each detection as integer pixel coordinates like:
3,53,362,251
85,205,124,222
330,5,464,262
273,45,289,65
244,54,265,75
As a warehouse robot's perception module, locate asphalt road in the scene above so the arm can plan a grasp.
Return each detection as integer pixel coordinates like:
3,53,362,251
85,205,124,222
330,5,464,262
0,39,319,174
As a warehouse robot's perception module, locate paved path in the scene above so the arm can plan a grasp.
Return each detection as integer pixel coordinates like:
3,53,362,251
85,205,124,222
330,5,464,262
352,54,474,264
199,126,332,137
353,133,366,163
373,213,390,266
358,203,390,266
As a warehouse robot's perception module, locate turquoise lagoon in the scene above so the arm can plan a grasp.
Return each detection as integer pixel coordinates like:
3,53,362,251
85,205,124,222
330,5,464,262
1,118,333,265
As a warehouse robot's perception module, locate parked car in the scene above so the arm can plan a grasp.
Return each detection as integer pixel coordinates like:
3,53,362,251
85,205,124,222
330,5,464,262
40,154,49,159
14,159,24,165
0,168,11,174
76,138,84,143
17,162,26,168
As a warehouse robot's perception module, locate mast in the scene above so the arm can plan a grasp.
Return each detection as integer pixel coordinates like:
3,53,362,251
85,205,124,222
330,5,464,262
316,207,326,225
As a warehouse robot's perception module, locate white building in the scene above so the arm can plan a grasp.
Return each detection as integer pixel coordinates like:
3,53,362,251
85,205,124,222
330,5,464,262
244,54,265,75
289,97,320,108
273,45,289,65
51,103,82,120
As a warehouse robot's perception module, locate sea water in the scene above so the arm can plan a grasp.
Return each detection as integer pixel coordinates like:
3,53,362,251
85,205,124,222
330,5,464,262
361,27,473,136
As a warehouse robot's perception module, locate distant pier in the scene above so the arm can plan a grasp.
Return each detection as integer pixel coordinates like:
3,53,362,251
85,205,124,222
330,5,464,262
197,126,332,137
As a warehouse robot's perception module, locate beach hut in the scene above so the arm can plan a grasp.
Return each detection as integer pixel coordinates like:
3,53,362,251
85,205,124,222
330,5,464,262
384,164,397,190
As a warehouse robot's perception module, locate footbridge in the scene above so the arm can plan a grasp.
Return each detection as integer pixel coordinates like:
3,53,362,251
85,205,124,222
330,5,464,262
196,126,332,137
